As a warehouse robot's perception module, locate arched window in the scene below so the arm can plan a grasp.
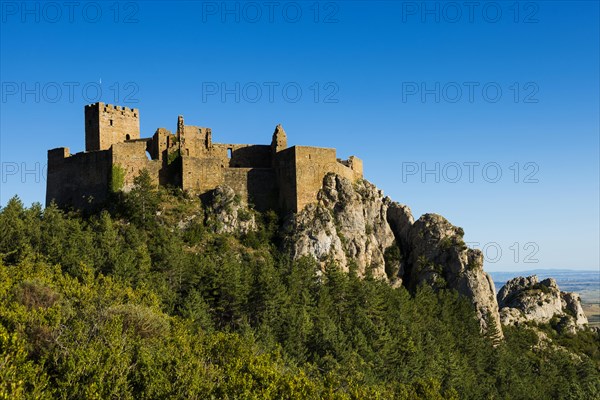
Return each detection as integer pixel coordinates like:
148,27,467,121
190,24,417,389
125,134,131,140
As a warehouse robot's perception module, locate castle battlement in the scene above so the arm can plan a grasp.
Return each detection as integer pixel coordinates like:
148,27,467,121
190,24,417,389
85,102,139,115
47,103,363,213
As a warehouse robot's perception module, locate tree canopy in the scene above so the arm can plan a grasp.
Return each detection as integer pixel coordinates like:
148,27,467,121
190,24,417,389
0,187,598,399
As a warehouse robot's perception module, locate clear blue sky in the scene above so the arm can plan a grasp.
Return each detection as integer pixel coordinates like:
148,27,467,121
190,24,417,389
1,1,598,271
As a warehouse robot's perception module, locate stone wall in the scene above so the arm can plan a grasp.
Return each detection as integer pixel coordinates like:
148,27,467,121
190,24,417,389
180,157,278,211
46,147,112,210
274,147,297,212
223,168,278,211
180,126,211,158
148,128,174,161
292,146,363,212
181,156,224,193
111,141,161,191
212,144,272,168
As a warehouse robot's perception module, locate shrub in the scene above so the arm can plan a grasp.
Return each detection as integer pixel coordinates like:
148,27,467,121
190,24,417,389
110,165,126,192
14,281,59,310
384,243,401,280
106,304,169,338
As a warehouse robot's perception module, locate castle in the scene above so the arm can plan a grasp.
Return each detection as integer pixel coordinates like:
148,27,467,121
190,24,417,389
47,103,363,213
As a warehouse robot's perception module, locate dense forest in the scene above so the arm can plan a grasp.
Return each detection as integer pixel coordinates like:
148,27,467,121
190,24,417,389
1,174,599,399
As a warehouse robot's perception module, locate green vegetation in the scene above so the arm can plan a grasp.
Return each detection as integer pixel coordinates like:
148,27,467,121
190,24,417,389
532,282,554,294
167,149,180,165
384,242,401,280
0,185,599,399
110,165,126,192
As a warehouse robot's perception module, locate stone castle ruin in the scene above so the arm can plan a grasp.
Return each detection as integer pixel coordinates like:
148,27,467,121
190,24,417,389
47,103,363,213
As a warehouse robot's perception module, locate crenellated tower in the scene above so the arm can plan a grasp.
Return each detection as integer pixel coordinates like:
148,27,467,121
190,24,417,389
84,102,140,151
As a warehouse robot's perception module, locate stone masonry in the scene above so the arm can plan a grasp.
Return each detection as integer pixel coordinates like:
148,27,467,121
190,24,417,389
46,103,363,213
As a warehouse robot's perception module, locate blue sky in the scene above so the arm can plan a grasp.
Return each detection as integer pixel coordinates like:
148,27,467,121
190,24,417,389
1,1,598,271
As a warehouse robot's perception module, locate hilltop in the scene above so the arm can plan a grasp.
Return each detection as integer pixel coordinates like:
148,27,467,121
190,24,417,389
1,170,599,399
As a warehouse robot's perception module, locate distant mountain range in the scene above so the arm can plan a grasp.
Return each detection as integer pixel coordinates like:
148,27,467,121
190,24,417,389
490,269,600,305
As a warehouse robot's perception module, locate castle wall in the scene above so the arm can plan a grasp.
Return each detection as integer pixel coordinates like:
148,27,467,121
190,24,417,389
212,144,272,168
180,157,277,211
274,146,297,212
181,126,211,158
111,141,161,191
148,128,173,161
340,156,363,177
294,146,337,212
46,147,112,210
291,146,363,212
85,103,140,152
223,168,278,211
181,156,224,193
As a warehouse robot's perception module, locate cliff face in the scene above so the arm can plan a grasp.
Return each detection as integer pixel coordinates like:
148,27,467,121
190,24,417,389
284,173,503,337
401,214,502,335
497,275,588,334
285,174,398,280
205,176,592,339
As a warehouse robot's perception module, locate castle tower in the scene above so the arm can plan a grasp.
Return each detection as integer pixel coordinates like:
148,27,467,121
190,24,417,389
271,124,287,153
84,102,140,151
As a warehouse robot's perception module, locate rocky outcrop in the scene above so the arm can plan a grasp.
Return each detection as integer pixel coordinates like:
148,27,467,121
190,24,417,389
286,174,397,280
285,173,503,337
206,186,257,235
497,275,588,333
562,292,588,326
400,213,502,336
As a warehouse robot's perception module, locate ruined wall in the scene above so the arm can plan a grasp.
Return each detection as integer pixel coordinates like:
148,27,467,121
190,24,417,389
148,128,174,161
180,157,277,211
181,156,224,193
339,156,363,177
111,141,161,191
271,124,288,154
274,146,297,212
180,126,212,158
291,146,363,212
294,146,337,212
223,168,278,211
85,102,140,152
211,144,272,168
46,147,112,210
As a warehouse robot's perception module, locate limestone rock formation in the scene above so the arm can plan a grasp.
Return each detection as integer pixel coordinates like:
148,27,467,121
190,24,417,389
285,173,397,280
206,186,257,235
497,275,588,333
285,173,503,337
400,213,503,336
